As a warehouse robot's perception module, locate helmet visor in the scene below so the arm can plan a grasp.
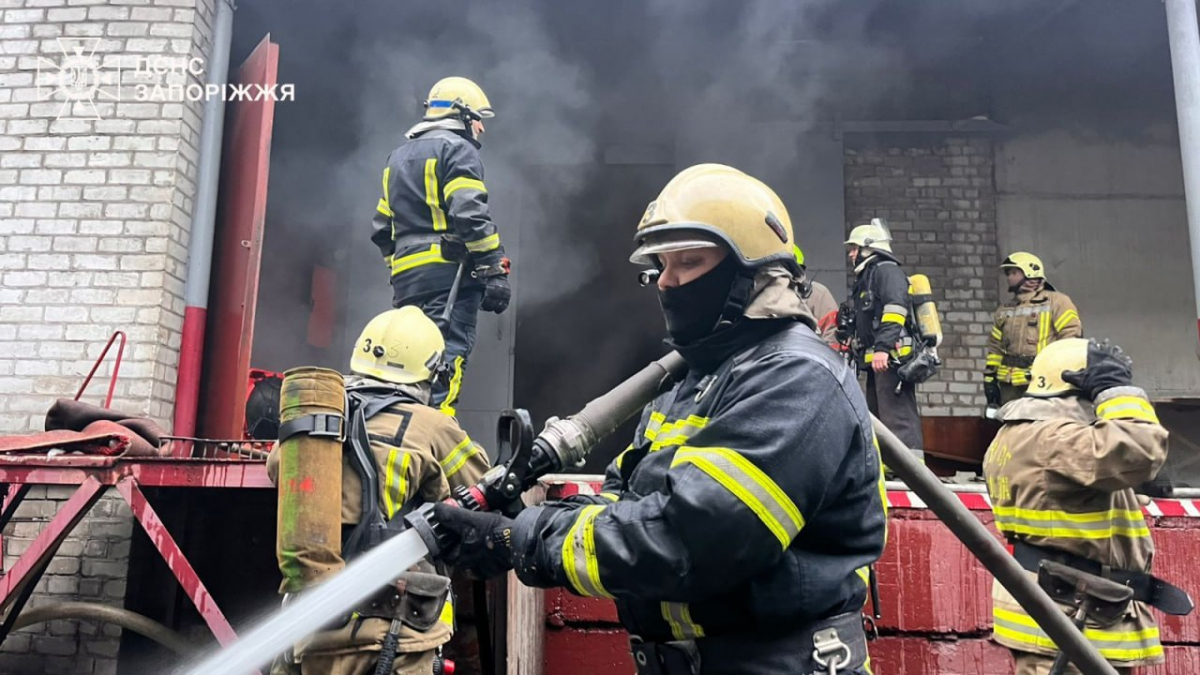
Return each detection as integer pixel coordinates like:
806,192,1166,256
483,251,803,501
629,235,721,266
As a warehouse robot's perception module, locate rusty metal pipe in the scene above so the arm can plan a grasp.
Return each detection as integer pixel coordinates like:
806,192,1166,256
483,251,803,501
872,416,1117,675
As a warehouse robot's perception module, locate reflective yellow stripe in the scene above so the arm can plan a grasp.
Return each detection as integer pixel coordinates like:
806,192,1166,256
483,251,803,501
444,176,486,199
649,415,709,452
440,437,479,479
439,597,454,627
1097,396,1160,424
986,354,1003,367
391,244,451,276
439,356,465,417
864,351,875,364
1054,309,1079,333
376,198,393,218
383,450,411,519
894,345,912,358
1037,311,1051,353
993,607,1162,661
561,506,613,599
661,602,705,640
881,312,906,325
643,411,667,441
672,447,804,549
382,166,393,237
424,158,447,231
465,233,500,253
992,505,1150,540
598,492,619,502
856,566,870,588
990,326,1003,340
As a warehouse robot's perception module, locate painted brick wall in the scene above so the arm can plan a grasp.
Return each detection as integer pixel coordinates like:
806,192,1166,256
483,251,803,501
844,136,1000,416
0,0,215,672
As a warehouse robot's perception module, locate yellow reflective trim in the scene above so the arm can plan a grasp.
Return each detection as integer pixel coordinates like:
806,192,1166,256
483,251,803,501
444,176,486,199
439,356,465,417
994,607,1162,661
439,597,454,627
376,198,393,218
990,326,1003,340
661,602,705,640
992,504,1150,539
615,444,633,469
391,244,450,276
856,566,870,588
1037,312,1050,353
649,415,709,452
986,354,1003,366
598,492,619,501
1097,396,1160,424
672,447,804,549
424,158,447,231
465,233,500,253
1054,309,1079,333
383,450,411,519
383,448,400,518
382,166,393,238
562,506,612,598
440,437,479,479
881,312,906,325
895,345,913,357
643,411,667,441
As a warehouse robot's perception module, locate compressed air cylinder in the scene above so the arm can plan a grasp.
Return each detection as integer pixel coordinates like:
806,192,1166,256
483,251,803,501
276,366,345,593
908,274,943,347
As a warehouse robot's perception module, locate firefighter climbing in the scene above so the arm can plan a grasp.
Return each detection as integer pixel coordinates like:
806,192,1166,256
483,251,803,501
268,307,491,675
984,251,1082,412
370,76,511,417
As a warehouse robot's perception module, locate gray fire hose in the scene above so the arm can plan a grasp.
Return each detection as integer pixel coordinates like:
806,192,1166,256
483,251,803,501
872,417,1117,675
10,601,195,655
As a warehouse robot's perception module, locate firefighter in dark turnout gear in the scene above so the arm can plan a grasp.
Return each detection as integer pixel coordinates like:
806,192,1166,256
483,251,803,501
268,307,491,675
432,165,887,675
370,76,510,417
845,219,925,457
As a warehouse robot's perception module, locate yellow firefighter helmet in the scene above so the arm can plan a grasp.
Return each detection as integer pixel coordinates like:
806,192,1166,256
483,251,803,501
629,163,798,271
1025,337,1088,397
350,306,445,385
424,76,494,121
1000,251,1046,280
845,218,893,253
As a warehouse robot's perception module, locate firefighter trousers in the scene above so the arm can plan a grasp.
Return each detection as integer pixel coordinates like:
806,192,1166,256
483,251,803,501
396,284,484,417
866,367,924,456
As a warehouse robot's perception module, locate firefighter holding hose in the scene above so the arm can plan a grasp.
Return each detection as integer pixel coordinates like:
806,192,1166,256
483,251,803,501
428,164,887,675
268,307,491,675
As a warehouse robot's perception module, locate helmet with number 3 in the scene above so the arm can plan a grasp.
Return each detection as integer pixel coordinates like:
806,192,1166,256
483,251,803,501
350,307,445,385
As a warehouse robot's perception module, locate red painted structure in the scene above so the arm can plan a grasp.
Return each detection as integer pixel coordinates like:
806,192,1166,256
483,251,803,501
0,455,271,654
540,479,1200,674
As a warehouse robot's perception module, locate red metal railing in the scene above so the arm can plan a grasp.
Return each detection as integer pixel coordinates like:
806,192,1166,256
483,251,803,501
73,331,126,409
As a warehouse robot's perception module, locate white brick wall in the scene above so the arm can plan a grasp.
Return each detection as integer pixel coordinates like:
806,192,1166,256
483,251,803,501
0,1,216,672
0,0,214,432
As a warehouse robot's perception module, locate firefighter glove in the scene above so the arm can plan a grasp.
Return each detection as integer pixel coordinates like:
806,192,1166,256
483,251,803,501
474,260,511,314
1061,339,1133,400
432,502,515,580
984,379,1002,407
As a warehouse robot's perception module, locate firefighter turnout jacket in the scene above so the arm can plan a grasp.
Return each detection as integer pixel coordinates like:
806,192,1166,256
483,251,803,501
508,321,887,670
985,289,1081,388
851,252,913,367
371,129,505,301
983,389,1167,667
268,377,491,670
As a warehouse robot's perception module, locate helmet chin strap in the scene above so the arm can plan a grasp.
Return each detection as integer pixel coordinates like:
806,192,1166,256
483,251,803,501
718,269,757,326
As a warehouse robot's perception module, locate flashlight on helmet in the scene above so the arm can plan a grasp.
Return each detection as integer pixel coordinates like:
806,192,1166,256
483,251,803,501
638,269,660,287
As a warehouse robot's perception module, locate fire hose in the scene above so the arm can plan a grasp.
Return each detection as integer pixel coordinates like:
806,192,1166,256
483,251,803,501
10,601,194,655
408,350,1115,675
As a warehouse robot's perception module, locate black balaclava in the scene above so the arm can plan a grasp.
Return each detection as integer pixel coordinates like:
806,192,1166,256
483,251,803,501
657,255,741,344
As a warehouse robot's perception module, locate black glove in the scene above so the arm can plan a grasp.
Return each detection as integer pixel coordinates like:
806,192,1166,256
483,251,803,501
984,379,1001,407
1061,339,1134,400
431,502,515,580
474,259,511,314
